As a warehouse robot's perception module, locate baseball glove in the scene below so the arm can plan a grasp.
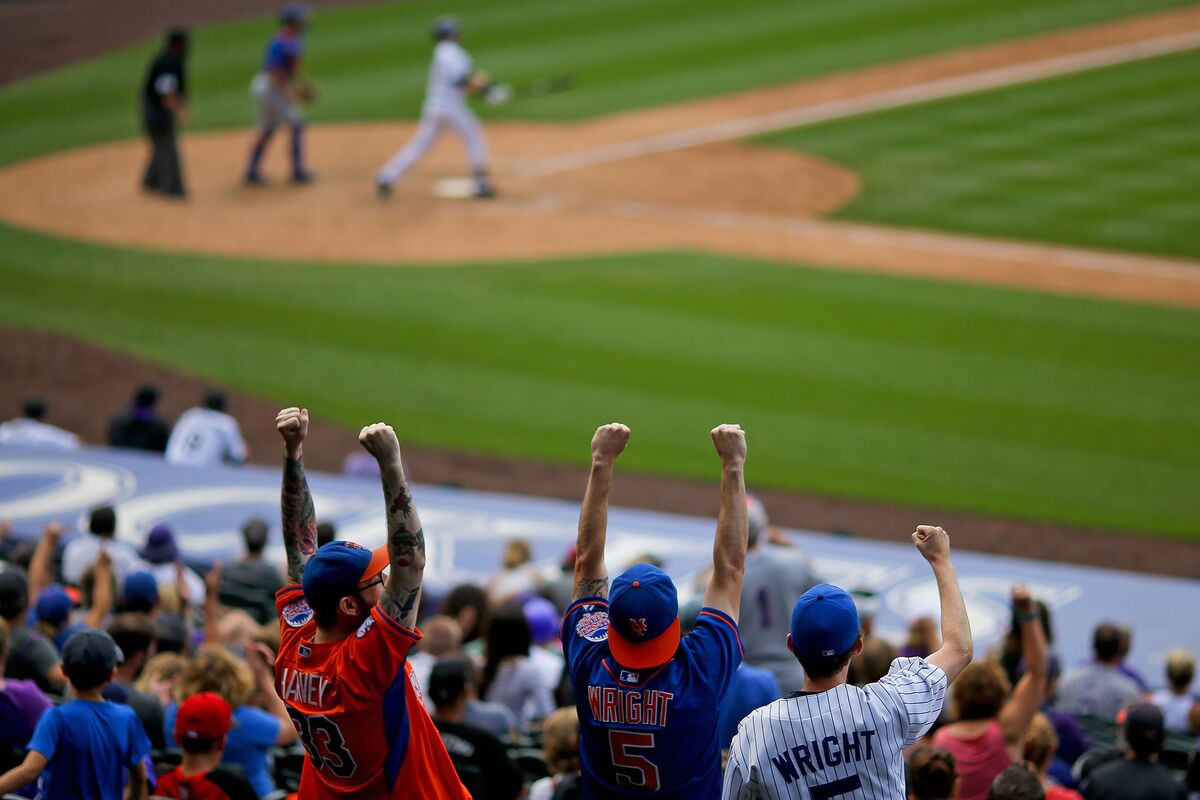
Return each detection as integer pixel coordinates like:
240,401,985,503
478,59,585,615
294,80,319,103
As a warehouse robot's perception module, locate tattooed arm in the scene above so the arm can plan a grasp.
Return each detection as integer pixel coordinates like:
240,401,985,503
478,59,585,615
359,423,425,628
572,423,630,601
277,407,317,584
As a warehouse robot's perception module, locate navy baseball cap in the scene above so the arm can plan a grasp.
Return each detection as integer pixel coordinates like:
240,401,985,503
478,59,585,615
123,571,160,610
790,583,860,658
35,585,75,625
301,540,389,611
607,563,680,669
62,628,124,689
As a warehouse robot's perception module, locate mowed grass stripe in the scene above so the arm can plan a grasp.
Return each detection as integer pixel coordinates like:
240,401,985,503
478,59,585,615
1,223,1197,536
762,48,1200,259
0,0,1192,166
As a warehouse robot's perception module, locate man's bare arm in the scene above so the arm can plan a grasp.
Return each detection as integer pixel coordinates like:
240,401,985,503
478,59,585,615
277,407,317,584
913,525,973,683
703,424,748,619
572,423,630,601
359,423,425,628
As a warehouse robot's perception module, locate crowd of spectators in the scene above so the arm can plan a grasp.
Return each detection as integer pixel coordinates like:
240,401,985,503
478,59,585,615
0,411,1197,799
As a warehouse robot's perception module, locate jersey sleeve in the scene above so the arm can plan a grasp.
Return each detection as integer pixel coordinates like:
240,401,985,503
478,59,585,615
124,706,153,769
27,706,62,761
276,584,317,649
681,607,744,700
867,656,947,747
339,604,422,697
561,597,611,685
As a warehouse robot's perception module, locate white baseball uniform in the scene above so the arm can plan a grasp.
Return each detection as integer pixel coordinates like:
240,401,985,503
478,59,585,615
378,40,489,186
722,657,947,799
0,418,79,450
164,407,248,467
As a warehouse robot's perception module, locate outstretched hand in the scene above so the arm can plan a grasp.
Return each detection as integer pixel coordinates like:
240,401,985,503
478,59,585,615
591,423,630,465
912,524,951,564
276,407,309,458
711,423,747,467
359,422,402,467
1011,583,1034,613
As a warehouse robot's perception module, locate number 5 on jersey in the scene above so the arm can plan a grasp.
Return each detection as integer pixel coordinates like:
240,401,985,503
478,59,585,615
609,730,660,791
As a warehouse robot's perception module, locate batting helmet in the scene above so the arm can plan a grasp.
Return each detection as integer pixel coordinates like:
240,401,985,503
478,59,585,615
432,16,460,41
280,4,308,27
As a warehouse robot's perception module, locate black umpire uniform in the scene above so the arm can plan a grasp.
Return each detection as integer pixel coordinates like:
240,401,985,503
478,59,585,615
141,29,189,197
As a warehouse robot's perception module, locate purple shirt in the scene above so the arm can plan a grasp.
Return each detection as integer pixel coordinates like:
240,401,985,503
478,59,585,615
0,678,51,749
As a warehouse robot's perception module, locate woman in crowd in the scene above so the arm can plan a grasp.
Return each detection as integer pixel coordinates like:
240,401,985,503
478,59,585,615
479,601,556,728
530,707,581,800
934,585,1048,800
1023,713,1083,800
165,643,296,797
135,651,186,706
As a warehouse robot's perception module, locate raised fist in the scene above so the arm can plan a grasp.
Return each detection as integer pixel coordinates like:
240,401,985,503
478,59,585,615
276,407,309,457
1011,583,1034,613
911,524,951,563
591,423,630,464
711,424,747,467
359,422,402,466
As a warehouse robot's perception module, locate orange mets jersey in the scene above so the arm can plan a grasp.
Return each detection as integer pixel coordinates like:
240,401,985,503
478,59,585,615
274,585,469,799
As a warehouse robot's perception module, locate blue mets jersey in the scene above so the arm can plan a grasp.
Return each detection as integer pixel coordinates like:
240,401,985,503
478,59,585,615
563,597,743,799
264,33,303,78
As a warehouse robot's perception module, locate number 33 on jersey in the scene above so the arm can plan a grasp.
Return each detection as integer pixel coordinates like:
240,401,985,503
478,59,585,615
274,586,468,798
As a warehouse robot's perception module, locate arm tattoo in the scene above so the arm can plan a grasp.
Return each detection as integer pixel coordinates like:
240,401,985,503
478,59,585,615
281,456,317,584
574,577,609,600
379,585,422,628
388,526,425,568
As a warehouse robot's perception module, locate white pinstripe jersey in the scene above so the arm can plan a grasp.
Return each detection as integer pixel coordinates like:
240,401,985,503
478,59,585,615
721,657,946,800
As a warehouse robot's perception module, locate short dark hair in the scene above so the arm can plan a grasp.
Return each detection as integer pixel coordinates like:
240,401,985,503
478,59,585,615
795,633,862,680
134,385,159,407
312,598,341,629
987,764,1042,800
166,28,189,49
204,391,226,412
242,518,269,555
181,737,221,754
316,522,336,549
89,505,117,537
23,398,46,420
109,613,156,661
0,569,30,621
1093,623,1121,662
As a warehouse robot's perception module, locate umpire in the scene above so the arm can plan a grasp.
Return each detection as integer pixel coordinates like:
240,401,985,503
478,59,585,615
141,29,189,198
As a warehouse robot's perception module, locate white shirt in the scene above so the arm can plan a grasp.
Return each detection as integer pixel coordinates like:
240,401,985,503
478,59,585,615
425,40,472,113
1149,688,1196,733
61,535,148,586
723,657,947,799
0,418,79,450
165,407,247,467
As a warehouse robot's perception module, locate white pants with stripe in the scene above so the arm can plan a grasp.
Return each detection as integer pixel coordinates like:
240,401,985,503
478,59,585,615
378,102,488,185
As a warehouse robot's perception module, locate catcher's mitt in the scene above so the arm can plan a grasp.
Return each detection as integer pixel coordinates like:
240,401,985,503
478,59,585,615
294,81,319,103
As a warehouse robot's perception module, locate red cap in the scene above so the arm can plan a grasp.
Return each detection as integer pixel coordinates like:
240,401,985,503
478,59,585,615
176,692,233,740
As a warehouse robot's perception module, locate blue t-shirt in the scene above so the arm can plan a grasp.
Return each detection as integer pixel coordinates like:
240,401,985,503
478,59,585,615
717,663,780,750
263,33,302,78
563,597,742,799
28,699,151,800
165,702,281,797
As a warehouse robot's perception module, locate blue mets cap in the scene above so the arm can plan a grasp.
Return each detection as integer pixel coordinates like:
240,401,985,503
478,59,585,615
35,584,75,625
302,540,389,610
607,562,680,669
790,583,860,658
123,571,160,610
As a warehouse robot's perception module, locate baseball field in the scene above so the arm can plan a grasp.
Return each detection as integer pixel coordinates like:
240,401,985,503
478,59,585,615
1,0,1198,569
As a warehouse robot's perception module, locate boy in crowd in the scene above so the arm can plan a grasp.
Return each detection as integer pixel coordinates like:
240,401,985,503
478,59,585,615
155,691,258,800
0,629,151,799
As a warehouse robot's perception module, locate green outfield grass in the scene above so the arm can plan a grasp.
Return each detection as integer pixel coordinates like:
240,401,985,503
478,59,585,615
0,0,1189,166
761,48,1200,260
2,222,1197,538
